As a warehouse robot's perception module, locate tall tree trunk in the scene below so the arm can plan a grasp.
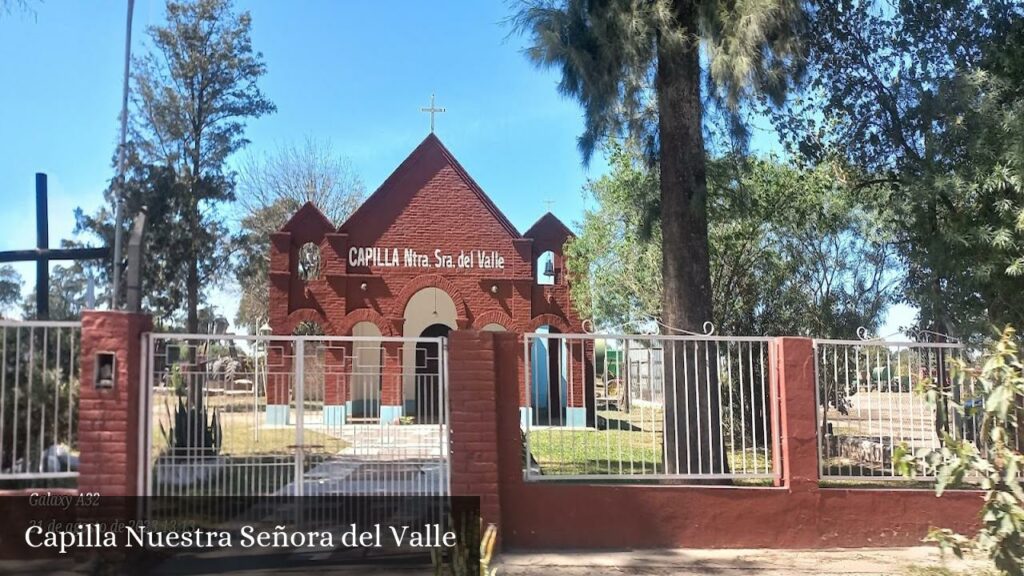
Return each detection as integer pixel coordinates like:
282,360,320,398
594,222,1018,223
186,191,201,411
657,1,728,476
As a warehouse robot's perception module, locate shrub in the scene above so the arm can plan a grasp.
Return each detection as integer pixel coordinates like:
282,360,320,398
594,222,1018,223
896,326,1024,576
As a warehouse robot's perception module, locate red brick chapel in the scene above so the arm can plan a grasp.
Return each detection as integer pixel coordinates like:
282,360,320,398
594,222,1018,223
264,134,590,427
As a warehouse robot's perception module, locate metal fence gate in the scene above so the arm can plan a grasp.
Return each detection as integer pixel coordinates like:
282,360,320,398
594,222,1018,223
140,333,450,499
0,320,81,487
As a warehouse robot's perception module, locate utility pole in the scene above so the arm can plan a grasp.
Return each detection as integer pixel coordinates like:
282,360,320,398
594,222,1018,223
111,0,135,309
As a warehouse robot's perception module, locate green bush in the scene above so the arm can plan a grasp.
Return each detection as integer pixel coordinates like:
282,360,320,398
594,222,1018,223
896,326,1024,576
160,397,223,457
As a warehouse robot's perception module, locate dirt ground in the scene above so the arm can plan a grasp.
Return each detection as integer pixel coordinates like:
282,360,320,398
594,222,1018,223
494,548,992,576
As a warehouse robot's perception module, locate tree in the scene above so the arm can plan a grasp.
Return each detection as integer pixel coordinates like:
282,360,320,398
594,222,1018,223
232,138,365,331
771,1,1024,343
512,0,808,473
0,266,22,318
0,0,35,18
128,0,275,334
569,141,896,338
19,243,106,322
570,142,897,453
76,153,230,326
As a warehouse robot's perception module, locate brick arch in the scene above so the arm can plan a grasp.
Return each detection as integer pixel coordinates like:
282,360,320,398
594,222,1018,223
527,313,572,333
473,310,515,332
281,308,338,335
393,274,470,321
336,307,394,337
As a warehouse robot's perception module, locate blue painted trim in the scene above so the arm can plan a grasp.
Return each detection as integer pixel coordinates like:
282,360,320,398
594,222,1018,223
380,405,403,425
403,399,417,415
266,404,289,426
565,407,587,428
324,405,347,426
520,407,532,429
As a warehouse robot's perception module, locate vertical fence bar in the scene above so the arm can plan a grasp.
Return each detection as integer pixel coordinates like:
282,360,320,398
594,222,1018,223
516,332,776,482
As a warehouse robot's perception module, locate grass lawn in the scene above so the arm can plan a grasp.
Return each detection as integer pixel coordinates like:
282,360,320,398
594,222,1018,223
149,401,349,497
526,425,773,484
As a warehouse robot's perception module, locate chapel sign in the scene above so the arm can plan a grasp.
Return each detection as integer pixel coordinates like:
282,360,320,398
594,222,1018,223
349,247,505,270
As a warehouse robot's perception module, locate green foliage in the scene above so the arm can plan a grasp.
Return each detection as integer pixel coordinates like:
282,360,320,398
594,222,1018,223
77,0,274,332
431,514,498,576
76,156,230,325
568,141,897,336
896,326,1024,576
161,397,223,456
510,0,808,160
0,327,79,473
0,265,22,318
773,1,1024,342
565,141,661,326
513,0,808,469
18,244,106,321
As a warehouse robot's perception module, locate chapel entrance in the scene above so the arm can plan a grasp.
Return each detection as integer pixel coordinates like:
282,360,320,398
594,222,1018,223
415,323,450,424
402,287,457,423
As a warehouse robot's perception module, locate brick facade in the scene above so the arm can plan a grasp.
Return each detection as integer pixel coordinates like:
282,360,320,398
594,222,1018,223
266,134,588,418
77,311,152,496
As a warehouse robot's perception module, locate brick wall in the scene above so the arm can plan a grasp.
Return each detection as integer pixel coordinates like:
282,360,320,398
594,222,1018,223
77,311,152,496
266,135,582,337
447,330,502,535
469,334,984,550
266,134,585,412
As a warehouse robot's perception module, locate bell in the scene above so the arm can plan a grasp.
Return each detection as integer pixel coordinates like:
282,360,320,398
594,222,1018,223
543,259,555,277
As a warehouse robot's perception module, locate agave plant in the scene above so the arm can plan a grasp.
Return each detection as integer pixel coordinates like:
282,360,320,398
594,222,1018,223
160,397,223,457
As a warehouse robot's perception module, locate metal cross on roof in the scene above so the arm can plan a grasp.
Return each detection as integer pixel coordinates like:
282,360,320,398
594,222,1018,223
420,93,446,133
0,173,110,319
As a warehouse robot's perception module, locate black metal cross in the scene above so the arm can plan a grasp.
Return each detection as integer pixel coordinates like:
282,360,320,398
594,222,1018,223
0,173,110,319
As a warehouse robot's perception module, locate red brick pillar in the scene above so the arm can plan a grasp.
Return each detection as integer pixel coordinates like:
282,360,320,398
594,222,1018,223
775,337,820,492
78,310,152,496
448,330,501,535
265,342,292,425
380,342,403,423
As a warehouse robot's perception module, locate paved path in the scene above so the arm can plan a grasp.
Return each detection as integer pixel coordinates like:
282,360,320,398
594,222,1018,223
496,548,991,575
273,424,448,496
1,546,992,575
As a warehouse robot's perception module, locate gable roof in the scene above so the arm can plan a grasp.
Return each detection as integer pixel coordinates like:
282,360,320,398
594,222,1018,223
281,201,335,234
523,212,574,239
339,133,521,238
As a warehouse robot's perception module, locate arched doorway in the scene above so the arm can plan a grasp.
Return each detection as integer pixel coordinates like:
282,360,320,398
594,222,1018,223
415,323,450,424
350,321,382,422
531,325,566,426
402,287,457,422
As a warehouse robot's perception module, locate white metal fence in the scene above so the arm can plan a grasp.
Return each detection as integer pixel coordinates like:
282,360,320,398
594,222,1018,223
141,333,450,500
523,332,778,482
0,320,81,485
814,337,981,481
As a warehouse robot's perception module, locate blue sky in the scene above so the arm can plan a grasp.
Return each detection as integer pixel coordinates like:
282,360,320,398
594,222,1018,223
0,0,913,334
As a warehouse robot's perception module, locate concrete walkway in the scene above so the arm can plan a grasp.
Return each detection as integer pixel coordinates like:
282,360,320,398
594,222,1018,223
0,546,992,575
272,424,448,496
496,548,991,575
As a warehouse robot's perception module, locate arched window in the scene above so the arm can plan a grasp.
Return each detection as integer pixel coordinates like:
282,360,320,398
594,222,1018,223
298,242,321,281
536,250,556,286
482,323,507,332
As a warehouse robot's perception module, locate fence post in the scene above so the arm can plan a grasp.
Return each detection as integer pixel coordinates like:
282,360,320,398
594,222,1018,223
447,330,501,537
775,337,820,492
78,310,152,496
